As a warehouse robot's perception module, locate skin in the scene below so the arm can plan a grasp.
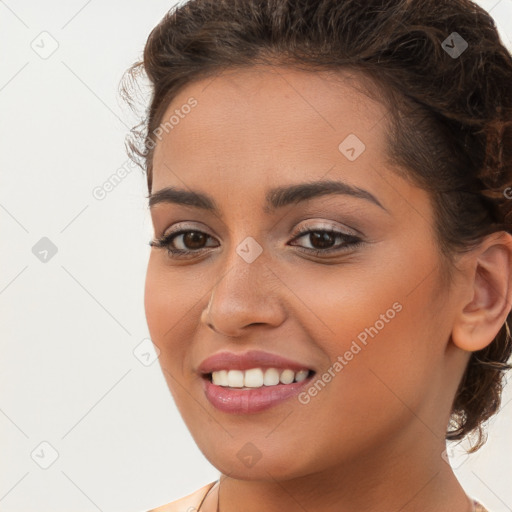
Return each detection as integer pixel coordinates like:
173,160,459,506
144,65,512,512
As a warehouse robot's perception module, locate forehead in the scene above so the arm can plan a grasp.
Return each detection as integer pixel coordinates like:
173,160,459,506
151,65,390,192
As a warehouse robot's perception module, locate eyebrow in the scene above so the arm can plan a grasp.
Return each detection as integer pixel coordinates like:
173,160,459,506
147,179,388,215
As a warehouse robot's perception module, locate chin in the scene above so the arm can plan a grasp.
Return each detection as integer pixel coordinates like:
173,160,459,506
197,440,312,481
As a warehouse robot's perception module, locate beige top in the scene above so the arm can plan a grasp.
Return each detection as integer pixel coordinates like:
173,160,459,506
146,480,490,512
146,481,218,512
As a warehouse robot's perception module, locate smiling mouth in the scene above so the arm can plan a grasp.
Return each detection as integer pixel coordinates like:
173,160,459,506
203,367,316,389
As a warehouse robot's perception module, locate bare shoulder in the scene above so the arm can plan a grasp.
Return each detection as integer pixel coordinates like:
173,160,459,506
146,481,217,512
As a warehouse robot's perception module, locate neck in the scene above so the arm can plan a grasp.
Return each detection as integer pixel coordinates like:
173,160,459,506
209,433,471,512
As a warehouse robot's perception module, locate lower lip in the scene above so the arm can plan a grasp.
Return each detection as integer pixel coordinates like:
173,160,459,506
202,374,315,414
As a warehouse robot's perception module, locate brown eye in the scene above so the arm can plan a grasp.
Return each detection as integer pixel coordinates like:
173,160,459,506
180,231,209,250
290,227,363,255
306,231,337,250
150,229,219,258
166,230,218,252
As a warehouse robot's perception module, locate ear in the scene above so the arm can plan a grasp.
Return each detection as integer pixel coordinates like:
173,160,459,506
451,231,512,352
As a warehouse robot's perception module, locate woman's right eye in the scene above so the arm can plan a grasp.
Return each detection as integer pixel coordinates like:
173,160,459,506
149,230,218,258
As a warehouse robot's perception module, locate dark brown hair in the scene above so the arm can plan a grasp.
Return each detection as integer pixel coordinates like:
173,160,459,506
121,0,512,451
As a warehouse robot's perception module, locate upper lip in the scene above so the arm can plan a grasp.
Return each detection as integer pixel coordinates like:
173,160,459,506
197,350,314,375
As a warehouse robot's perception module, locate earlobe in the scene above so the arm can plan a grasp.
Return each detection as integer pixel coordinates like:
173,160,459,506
451,232,512,353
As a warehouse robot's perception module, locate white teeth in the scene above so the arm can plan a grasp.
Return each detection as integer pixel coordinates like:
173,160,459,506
212,369,228,386
211,367,310,388
227,370,244,388
244,368,264,388
279,369,295,384
295,369,309,382
263,368,280,386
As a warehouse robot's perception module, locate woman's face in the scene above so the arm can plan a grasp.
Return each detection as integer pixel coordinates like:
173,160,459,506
145,65,469,479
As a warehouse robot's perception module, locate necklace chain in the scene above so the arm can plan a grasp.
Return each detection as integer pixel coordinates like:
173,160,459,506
197,479,219,512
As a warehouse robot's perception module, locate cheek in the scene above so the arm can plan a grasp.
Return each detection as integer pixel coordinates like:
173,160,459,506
144,258,168,342
287,248,444,418
277,296,440,466
144,257,191,374
144,256,198,342
144,256,209,384
144,259,198,412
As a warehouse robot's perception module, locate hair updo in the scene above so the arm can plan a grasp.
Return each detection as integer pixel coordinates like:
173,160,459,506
121,0,512,451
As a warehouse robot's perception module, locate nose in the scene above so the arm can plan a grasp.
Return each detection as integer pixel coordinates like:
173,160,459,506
200,250,287,337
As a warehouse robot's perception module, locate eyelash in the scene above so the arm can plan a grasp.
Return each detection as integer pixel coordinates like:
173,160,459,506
150,224,363,259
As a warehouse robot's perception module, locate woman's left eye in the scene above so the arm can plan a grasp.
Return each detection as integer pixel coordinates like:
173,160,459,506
149,227,363,258
290,228,363,255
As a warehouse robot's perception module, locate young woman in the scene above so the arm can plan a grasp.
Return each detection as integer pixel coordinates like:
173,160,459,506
121,1,512,510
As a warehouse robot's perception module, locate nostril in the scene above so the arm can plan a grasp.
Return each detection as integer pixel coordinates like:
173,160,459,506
206,322,218,333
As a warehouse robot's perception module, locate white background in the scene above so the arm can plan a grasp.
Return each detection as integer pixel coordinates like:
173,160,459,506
1,1,511,511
